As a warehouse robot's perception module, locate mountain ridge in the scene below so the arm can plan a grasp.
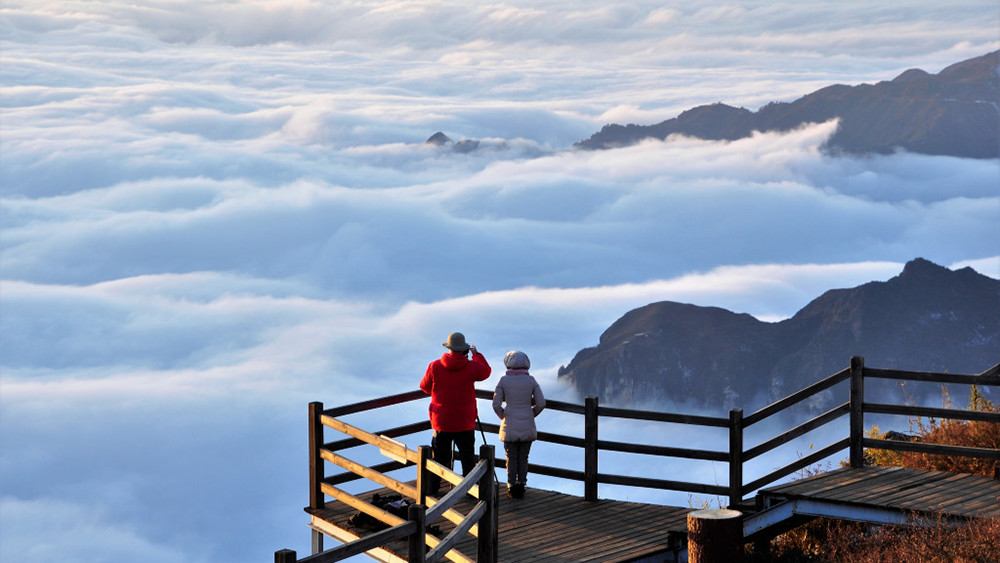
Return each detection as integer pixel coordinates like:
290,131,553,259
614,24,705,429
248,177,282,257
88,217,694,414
575,51,1000,159
557,258,1000,411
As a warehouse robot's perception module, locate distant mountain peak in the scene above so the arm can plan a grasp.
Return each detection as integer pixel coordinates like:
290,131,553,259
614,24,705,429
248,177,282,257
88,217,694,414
425,131,482,153
899,257,949,279
426,131,452,145
892,68,931,83
575,51,1000,159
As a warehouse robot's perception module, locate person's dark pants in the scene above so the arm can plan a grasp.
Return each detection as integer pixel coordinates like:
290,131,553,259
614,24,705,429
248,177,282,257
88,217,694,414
504,440,532,485
428,430,476,493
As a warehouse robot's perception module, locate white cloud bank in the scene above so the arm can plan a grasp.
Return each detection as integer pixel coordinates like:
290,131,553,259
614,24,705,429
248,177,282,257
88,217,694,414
1,1,998,561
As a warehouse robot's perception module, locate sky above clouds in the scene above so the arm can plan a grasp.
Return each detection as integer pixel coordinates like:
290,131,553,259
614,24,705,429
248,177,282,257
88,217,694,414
1,1,999,562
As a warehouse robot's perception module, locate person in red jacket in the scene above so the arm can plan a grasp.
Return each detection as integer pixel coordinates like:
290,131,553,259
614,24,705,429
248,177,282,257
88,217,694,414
420,332,491,494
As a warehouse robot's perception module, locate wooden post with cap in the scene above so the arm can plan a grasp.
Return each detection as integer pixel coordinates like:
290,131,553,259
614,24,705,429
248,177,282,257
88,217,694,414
687,508,743,563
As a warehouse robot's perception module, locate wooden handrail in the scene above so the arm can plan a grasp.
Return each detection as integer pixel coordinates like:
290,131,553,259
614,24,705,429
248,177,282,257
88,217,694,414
425,461,488,523
324,389,427,417
427,502,486,563
321,482,407,527
597,404,730,427
864,367,1000,386
320,415,422,464
320,450,418,500
863,438,1000,460
864,402,1000,423
744,403,850,461
475,388,586,414
295,521,419,563
527,463,586,482
744,367,850,427
598,473,731,496
597,437,729,462
322,459,409,487
743,438,852,494
324,421,431,452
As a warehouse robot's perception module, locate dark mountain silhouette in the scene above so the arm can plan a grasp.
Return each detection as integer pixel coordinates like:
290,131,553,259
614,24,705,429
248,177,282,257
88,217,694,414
557,259,1000,411
575,51,1000,159
426,131,481,153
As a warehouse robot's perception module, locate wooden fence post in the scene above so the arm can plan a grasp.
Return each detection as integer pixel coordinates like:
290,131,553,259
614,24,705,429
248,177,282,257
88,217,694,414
585,396,599,501
477,444,498,563
274,548,297,563
408,503,427,563
417,445,431,507
850,356,865,468
309,401,324,510
728,409,743,509
309,401,325,555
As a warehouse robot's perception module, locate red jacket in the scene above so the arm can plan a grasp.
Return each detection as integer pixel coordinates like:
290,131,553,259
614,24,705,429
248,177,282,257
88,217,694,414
420,351,492,432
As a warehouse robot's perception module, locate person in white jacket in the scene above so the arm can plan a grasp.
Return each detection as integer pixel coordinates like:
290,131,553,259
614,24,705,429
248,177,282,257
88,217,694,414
492,350,545,499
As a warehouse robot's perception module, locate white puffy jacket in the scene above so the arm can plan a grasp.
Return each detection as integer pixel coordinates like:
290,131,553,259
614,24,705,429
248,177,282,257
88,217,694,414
492,372,545,442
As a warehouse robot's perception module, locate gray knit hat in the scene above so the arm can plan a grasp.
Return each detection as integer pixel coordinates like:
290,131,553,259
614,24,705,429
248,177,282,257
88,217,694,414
442,332,470,352
503,350,530,370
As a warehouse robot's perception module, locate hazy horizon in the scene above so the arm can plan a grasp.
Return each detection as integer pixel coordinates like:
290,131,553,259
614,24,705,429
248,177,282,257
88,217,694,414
2,1,998,561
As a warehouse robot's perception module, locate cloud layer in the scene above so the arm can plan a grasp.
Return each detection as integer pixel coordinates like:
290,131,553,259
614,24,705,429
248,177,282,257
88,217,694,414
2,1,998,561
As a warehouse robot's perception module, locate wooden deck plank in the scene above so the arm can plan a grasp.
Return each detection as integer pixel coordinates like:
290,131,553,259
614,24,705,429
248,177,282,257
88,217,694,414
760,466,1000,523
934,494,1000,518
896,474,1000,517
805,468,917,503
766,466,900,499
492,494,684,562
835,471,947,506
931,476,1000,516
307,466,998,562
822,468,946,504
308,483,691,563
868,471,966,508
775,466,928,505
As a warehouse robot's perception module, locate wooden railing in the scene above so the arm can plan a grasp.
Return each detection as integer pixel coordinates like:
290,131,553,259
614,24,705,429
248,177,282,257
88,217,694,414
276,398,498,563
473,392,733,503
738,357,999,502
277,357,999,561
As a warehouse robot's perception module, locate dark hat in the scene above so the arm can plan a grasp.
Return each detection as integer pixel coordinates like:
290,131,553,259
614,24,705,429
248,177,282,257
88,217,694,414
442,332,470,352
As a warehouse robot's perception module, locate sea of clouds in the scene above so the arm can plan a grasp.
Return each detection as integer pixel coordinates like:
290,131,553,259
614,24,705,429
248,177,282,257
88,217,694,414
2,1,998,561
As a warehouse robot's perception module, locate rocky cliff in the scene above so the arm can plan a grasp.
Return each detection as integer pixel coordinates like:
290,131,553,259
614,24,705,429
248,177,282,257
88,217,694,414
557,259,1000,410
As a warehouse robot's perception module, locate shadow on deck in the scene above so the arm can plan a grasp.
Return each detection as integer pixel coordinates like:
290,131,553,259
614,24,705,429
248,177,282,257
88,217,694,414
311,483,691,563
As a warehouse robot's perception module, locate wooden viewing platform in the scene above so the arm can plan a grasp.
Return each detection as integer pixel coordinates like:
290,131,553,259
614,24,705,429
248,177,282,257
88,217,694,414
276,357,1000,563
310,483,691,562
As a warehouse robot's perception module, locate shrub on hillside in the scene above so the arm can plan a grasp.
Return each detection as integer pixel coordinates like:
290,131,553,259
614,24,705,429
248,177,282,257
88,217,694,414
866,385,999,477
749,516,1000,563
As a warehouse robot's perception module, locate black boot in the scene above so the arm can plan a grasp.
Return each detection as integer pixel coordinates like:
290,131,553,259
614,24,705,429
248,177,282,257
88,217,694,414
506,484,516,499
513,483,525,499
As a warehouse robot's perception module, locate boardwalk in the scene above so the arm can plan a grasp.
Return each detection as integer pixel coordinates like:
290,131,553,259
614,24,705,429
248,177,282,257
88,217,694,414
309,484,691,562
278,360,1000,562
